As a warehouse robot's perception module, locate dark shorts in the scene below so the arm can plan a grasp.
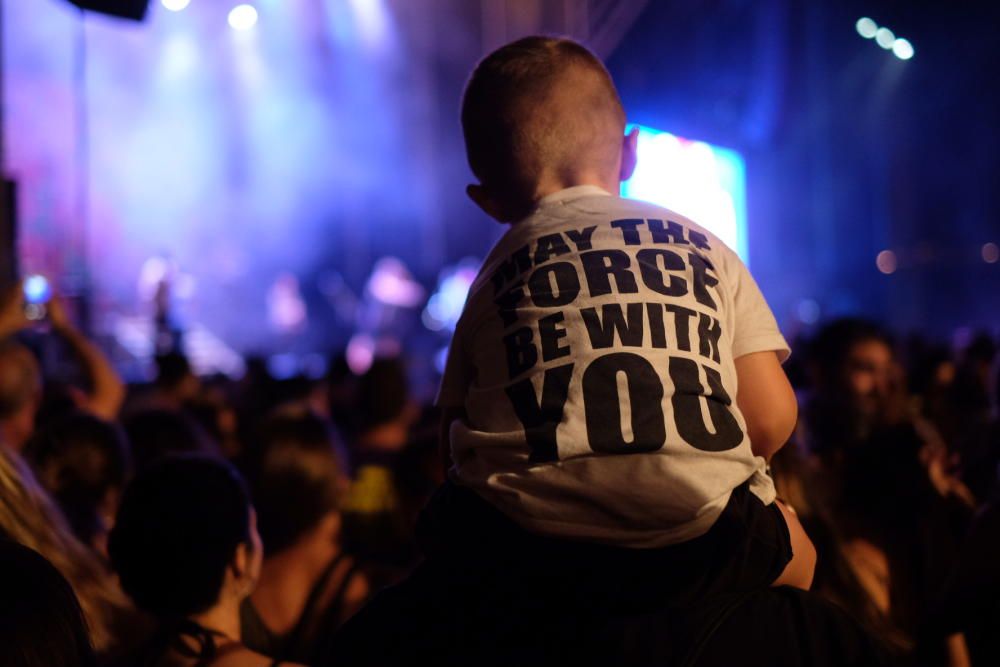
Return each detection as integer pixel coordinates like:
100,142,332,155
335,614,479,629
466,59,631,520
328,481,885,667
415,477,793,606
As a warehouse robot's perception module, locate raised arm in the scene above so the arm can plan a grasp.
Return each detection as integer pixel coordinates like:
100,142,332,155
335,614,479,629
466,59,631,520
735,350,797,461
49,298,126,421
0,282,29,340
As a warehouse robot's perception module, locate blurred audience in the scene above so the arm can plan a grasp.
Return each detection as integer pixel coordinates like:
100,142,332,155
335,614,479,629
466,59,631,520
149,353,201,410
239,410,369,664
340,357,420,571
0,446,136,659
123,409,218,472
0,339,41,452
2,264,998,666
0,287,125,451
108,455,302,667
23,411,131,557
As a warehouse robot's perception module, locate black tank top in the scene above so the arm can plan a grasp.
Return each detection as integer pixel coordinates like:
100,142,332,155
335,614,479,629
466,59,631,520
240,551,364,664
137,618,286,667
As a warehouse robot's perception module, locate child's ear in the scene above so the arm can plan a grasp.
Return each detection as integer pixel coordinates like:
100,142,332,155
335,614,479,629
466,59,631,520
466,184,507,223
619,127,639,183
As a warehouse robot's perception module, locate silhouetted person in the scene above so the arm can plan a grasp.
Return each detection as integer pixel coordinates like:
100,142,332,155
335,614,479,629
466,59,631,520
0,541,99,667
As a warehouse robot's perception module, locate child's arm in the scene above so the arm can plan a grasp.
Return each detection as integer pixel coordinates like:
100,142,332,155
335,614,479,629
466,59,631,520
772,500,817,590
734,350,797,460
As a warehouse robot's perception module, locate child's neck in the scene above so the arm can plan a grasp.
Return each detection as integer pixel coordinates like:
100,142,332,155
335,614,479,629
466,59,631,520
531,171,616,205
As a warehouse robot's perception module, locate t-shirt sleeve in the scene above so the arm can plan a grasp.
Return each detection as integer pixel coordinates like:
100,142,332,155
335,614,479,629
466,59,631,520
726,253,791,362
435,318,472,408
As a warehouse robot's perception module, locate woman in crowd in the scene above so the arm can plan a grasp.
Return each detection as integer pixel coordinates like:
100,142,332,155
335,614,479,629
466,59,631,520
108,455,303,667
0,540,99,667
240,409,369,665
0,446,135,659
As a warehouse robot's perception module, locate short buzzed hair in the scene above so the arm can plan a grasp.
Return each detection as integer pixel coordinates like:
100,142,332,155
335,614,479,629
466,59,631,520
462,36,626,205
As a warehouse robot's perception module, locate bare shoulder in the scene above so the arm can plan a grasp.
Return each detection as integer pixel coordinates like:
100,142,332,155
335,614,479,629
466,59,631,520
213,646,305,667
342,567,372,616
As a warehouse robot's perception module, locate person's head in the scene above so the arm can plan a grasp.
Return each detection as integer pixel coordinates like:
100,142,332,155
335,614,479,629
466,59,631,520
461,36,637,221
809,319,895,417
0,541,99,667
184,386,241,460
0,341,42,452
355,356,414,435
24,412,131,555
242,410,348,556
108,456,261,620
154,352,200,403
123,408,218,471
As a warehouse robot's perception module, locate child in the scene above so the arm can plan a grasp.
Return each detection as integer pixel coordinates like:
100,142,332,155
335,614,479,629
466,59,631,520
437,35,814,589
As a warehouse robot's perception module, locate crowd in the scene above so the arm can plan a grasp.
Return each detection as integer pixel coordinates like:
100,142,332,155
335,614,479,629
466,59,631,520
0,287,436,666
0,281,997,666
2,34,998,667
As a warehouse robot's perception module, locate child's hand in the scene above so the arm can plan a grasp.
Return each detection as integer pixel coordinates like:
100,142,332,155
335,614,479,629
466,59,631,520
772,499,816,591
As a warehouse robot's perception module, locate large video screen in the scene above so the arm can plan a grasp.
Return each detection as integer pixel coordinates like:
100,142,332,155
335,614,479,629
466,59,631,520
621,125,748,263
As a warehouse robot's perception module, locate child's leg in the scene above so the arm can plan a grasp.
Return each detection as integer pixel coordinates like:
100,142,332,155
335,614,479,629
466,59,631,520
771,500,817,590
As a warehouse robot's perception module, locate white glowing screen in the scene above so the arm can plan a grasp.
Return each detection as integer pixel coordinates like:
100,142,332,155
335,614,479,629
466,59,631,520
621,125,748,262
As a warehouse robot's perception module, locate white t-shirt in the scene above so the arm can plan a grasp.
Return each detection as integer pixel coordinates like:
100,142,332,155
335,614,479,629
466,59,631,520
437,185,790,548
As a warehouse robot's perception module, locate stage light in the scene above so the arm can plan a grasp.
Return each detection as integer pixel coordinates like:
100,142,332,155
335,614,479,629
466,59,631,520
983,242,1000,264
422,260,478,333
161,0,190,11
796,299,821,325
892,38,914,60
346,334,375,375
228,4,258,31
875,27,895,49
876,250,897,274
856,17,878,39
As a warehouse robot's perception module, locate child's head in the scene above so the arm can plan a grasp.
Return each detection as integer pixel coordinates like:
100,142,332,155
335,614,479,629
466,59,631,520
462,36,637,222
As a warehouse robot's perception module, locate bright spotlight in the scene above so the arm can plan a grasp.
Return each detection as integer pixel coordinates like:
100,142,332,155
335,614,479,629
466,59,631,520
876,250,897,275
162,0,191,10
892,38,914,60
228,4,258,31
855,17,878,39
875,27,895,49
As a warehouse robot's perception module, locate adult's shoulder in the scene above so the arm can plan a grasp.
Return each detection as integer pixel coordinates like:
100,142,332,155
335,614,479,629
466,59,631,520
213,645,304,667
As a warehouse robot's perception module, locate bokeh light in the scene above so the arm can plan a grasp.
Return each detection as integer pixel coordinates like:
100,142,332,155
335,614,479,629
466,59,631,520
228,4,258,31
876,250,898,274
855,18,878,39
